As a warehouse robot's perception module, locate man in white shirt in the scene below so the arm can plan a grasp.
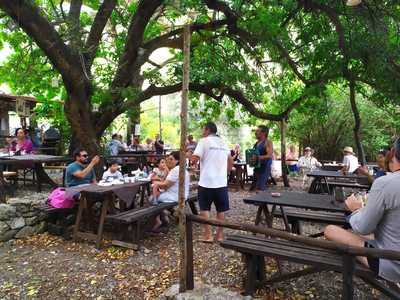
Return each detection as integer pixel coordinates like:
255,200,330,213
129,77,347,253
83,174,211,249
297,147,322,188
192,122,234,242
341,146,359,174
151,151,190,231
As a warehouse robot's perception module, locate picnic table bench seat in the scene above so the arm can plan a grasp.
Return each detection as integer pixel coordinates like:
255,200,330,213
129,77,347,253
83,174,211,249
272,208,348,235
220,234,400,299
106,202,177,249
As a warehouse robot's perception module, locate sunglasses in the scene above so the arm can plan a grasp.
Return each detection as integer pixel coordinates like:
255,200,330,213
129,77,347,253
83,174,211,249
81,154,89,158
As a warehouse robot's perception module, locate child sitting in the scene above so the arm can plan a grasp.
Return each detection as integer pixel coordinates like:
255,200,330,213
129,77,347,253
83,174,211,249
150,158,169,182
102,160,123,182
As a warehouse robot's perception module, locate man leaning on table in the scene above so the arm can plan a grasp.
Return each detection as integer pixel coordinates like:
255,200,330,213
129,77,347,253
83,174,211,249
66,148,99,187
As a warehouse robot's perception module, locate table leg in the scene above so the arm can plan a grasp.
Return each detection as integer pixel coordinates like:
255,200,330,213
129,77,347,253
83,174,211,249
34,163,58,192
263,205,274,228
73,196,87,241
0,167,6,203
139,183,148,207
96,196,110,249
255,206,263,225
279,206,291,232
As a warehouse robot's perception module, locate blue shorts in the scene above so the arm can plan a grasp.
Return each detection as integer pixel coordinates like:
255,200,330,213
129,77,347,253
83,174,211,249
198,186,229,213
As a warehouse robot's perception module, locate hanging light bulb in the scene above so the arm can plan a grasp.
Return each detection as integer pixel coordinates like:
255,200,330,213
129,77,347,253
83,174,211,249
346,0,362,6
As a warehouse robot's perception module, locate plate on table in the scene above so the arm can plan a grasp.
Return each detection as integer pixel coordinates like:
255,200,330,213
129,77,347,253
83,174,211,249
137,178,151,183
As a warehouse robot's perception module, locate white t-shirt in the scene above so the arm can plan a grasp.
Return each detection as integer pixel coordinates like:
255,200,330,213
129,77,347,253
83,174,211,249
160,165,190,202
193,135,230,188
343,154,359,173
297,156,321,170
102,170,123,181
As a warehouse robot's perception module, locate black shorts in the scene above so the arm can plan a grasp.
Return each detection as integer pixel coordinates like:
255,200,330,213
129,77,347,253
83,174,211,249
198,186,229,213
365,241,380,275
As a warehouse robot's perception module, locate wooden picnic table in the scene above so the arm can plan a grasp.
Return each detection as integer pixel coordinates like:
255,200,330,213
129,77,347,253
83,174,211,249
306,170,369,194
69,180,151,249
0,154,70,199
243,191,347,232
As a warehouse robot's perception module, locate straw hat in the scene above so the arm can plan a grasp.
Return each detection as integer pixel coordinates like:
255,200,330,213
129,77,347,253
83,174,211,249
304,147,312,151
343,146,354,154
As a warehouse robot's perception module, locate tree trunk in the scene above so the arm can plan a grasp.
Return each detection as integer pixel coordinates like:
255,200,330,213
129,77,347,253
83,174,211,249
126,105,141,143
64,91,99,156
281,119,290,187
349,79,367,165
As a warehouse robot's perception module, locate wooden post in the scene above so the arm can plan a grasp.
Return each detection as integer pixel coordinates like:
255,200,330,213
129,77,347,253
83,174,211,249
185,218,194,290
178,24,191,293
342,255,355,300
280,119,290,187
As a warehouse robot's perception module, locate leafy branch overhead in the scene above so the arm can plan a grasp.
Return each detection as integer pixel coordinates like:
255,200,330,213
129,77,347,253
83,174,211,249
0,0,399,152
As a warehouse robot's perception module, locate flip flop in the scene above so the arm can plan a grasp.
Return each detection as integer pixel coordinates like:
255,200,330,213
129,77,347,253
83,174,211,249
196,238,214,244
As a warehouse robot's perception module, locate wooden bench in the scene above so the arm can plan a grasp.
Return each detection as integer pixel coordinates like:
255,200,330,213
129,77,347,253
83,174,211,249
273,208,348,235
221,234,400,299
37,203,76,238
106,202,177,249
327,181,370,190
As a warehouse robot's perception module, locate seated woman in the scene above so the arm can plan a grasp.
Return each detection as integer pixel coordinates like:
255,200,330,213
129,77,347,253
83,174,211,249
8,128,34,154
356,150,388,184
150,151,189,233
324,142,400,283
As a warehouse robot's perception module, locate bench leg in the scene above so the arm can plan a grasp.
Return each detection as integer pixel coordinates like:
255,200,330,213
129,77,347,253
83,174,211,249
342,255,355,300
244,254,258,296
289,219,302,235
359,274,400,300
188,201,198,215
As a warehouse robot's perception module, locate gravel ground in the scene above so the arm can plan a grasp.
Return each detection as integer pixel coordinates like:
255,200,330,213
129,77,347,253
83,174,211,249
0,178,388,299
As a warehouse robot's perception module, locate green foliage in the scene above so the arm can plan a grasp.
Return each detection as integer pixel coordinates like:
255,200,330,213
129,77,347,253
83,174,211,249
0,0,400,155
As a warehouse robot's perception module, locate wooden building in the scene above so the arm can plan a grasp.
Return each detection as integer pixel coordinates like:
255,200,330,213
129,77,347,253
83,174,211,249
0,93,37,137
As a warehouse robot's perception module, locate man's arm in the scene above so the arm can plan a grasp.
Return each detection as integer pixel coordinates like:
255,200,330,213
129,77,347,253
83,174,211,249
348,185,385,235
72,156,100,178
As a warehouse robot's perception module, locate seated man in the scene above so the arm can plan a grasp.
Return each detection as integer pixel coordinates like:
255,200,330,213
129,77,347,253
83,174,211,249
297,147,321,187
341,146,359,174
324,140,400,283
151,151,190,231
66,148,99,187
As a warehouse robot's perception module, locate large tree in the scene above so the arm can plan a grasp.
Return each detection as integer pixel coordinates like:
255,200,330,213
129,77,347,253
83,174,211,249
0,0,399,156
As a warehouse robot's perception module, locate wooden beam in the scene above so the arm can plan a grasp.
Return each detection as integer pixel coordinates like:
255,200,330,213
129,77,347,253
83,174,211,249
178,24,191,293
186,214,400,261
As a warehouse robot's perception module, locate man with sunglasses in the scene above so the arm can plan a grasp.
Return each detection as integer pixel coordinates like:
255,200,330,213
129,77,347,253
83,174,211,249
66,148,100,187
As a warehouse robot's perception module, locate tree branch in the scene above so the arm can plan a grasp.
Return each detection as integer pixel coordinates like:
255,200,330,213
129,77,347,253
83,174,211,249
111,0,163,91
0,0,83,91
85,0,117,68
143,19,229,52
121,82,312,121
67,0,83,48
